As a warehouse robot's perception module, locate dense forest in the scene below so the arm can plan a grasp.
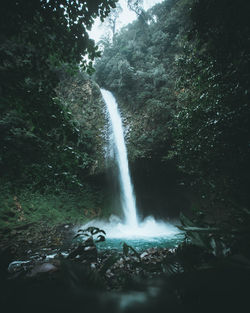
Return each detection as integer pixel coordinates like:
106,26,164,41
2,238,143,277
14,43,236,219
1,0,250,312
0,0,117,227
95,0,250,218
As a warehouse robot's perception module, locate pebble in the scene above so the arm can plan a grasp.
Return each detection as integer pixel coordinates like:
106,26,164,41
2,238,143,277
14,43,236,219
91,263,96,269
140,252,148,258
84,246,95,251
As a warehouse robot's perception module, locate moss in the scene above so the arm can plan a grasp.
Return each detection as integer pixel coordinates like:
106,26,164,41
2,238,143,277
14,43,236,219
0,185,111,231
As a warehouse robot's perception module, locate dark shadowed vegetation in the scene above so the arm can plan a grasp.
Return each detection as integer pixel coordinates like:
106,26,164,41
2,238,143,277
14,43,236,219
1,0,250,312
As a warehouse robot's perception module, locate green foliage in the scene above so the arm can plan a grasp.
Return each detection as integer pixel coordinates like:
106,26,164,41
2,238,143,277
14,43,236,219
55,71,107,173
94,0,187,160
0,0,117,188
75,227,106,243
178,211,250,259
95,0,250,213
171,0,250,209
0,185,105,230
122,242,140,259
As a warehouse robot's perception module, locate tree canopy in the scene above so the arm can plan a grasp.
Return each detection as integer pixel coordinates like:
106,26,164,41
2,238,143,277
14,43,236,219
0,0,117,188
94,0,250,211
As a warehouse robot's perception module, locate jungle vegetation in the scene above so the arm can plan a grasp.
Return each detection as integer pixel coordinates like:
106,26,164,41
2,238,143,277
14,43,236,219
0,0,249,243
94,0,250,217
0,0,118,225
1,1,250,311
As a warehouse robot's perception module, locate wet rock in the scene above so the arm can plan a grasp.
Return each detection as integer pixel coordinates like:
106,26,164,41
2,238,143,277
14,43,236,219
8,260,31,273
67,237,97,262
84,246,96,252
91,262,97,269
53,251,69,259
106,269,114,278
27,262,59,277
140,252,148,259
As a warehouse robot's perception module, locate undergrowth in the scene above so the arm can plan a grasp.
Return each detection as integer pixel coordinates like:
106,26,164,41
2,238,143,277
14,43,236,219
0,184,110,230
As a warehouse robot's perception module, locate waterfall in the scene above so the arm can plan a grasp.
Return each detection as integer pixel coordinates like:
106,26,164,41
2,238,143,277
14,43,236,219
81,88,180,239
101,89,138,227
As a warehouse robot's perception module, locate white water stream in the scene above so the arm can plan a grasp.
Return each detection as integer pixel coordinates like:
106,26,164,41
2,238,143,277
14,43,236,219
81,89,179,240
102,89,138,227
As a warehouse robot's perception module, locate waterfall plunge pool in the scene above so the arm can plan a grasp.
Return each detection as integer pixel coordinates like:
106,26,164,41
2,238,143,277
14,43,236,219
95,234,184,252
78,216,184,252
93,90,184,252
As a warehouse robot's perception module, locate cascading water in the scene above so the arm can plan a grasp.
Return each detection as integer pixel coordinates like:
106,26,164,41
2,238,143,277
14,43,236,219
81,89,182,246
101,89,138,228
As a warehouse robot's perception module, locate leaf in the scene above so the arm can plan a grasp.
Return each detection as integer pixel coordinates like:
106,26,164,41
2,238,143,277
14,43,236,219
179,212,195,227
122,242,140,259
177,226,218,232
123,243,129,257
96,235,105,242
186,231,207,248
73,233,82,239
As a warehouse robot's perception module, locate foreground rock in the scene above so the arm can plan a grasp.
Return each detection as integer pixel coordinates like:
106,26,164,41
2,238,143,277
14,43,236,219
1,224,250,313
0,222,75,260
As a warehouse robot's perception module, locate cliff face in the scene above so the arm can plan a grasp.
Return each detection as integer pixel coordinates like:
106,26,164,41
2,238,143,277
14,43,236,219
56,70,190,218
56,72,108,175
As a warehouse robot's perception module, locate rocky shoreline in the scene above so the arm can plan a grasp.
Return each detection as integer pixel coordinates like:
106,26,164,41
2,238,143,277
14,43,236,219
1,223,250,313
